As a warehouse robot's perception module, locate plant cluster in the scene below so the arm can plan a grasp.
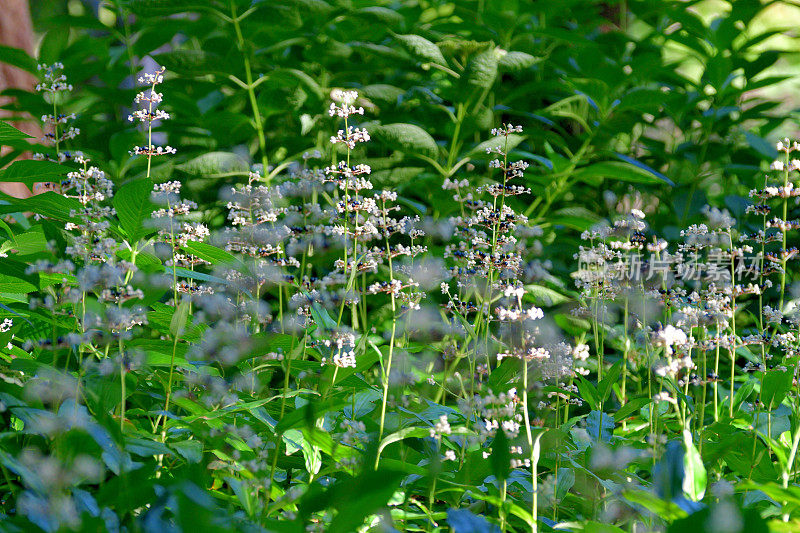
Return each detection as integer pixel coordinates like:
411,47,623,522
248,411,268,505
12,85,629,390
0,1,799,532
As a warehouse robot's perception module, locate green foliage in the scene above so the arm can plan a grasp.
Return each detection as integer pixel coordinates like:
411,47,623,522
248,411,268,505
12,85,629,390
0,0,797,531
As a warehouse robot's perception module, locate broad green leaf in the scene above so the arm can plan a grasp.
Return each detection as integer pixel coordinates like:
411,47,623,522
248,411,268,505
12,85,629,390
394,34,447,66
361,84,405,104
498,51,540,71
125,1,215,16
371,123,439,159
357,6,404,26
282,429,321,475
326,469,405,533
523,284,570,306
173,439,203,463
183,241,237,266
10,229,47,255
0,191,81,221
577,377,599,411
614,397,651,423
113,178,155,243
667,505,768,533
762,369,792,409
464,49,499,90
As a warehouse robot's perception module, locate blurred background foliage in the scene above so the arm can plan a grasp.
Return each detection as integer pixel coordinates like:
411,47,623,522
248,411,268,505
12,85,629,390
10,0,800,261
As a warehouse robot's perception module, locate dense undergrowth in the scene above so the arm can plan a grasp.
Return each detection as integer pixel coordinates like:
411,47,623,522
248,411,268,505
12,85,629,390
1,0,800,531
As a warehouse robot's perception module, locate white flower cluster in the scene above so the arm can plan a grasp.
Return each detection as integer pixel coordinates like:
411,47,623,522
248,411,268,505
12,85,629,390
130,144,177,156
495,305,544,322
429,415,452,438
655,325,689,355
491,123,523,136
36,63,72,93
330,126,371,149
128,108,171,123
328,89,363,118
320,332,357,368
138,70,165,85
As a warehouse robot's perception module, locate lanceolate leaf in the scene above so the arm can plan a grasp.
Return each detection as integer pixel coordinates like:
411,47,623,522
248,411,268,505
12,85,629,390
0,120,33,143
682,430,707,501
574,161,675,186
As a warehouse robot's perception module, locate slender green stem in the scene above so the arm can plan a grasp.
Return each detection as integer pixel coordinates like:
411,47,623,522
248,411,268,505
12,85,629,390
230,1,269,179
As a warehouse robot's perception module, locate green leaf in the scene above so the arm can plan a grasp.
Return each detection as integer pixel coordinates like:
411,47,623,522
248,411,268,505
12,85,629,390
0,121,33,143
0,191,81,221
282,429,321,475
586,410,614,442
371,123,439,159
357,6,404,26
577,377,599,411
170,301,190,338
490,429,511,481
522,284,570,306
313,469,404,533
376,426,470,463
183,241,238,266
10,229,47,255
394,34,447,66
125,0,215,16
464,49,499,90
614,397,651,423
762,369,792,409
0,45,37,73
113,178,155,243
173,439,203,463
574,161,674,186
667,505,768,533
361,84,405,104
498,51,540,72
682,429,707,501
622,489,687,521
0,160,70,189
732,378,756,414
598,359,624,403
